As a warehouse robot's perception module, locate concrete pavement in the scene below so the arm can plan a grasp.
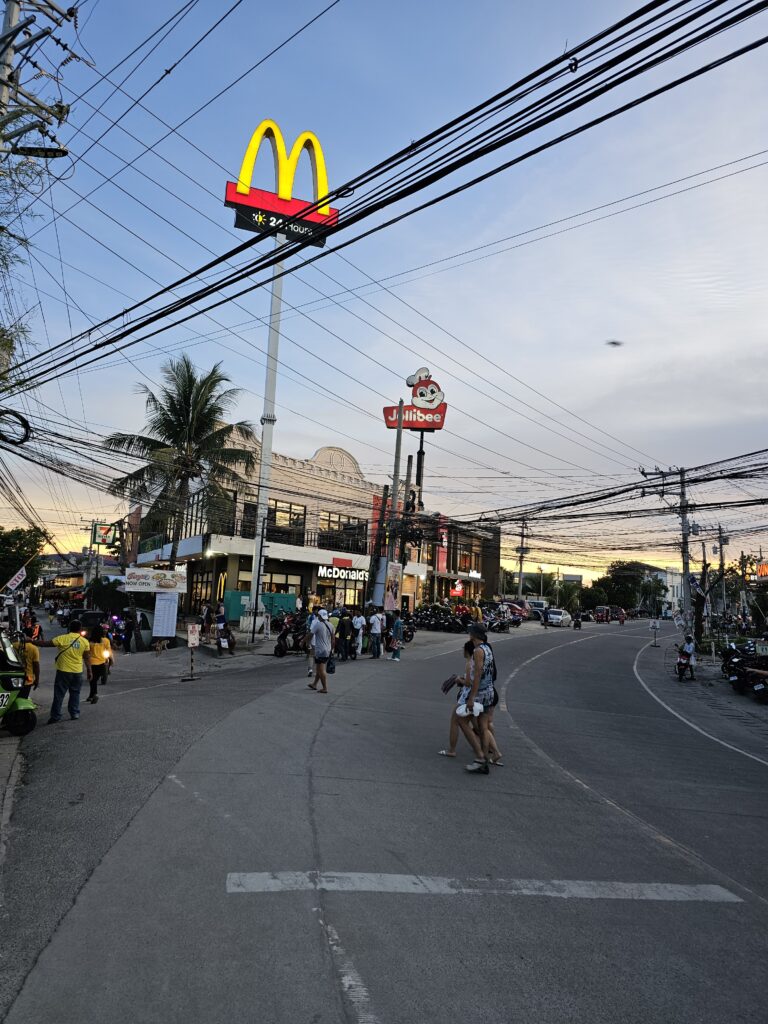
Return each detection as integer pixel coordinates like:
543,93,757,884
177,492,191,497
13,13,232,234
2,622,767,1023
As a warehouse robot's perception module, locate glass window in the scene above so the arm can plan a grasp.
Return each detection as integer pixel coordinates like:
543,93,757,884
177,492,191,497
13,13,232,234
266,500,306,545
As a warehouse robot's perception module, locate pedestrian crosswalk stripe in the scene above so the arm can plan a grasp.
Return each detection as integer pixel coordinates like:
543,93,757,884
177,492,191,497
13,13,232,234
225,872,741,902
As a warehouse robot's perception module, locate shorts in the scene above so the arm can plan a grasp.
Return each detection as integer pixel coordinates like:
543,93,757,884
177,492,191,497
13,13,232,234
315,656,329,664
477,687,495,712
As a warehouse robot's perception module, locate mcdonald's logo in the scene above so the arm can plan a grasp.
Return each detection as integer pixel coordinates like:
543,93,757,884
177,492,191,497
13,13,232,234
224,119,339,247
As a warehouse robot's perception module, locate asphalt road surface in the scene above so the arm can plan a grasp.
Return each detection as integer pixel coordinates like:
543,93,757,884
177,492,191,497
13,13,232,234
1,621,766,1023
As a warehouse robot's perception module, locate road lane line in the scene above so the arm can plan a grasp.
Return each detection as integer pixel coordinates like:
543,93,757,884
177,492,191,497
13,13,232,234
633,641,768,769
316,916,380,1024
226,871,740,902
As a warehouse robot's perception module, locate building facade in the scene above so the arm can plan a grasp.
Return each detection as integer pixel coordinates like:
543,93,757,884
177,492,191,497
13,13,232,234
135,441,500,614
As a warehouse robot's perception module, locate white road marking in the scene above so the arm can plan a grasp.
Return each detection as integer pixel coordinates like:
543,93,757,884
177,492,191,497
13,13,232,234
226,871,740,902
316,915,380,1024
633,641,768,769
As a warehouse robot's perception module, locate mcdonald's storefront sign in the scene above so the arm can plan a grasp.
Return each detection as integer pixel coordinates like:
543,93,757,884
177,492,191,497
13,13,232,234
225,119,339,247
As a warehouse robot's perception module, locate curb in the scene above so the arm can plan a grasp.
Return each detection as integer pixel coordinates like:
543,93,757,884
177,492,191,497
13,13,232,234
0,736,21,874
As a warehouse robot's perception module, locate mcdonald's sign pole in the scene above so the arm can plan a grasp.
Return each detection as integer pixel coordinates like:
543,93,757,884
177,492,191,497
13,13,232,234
224,120,338,635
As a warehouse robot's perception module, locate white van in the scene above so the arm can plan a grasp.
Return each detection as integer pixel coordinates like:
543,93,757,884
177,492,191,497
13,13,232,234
527,599,549,620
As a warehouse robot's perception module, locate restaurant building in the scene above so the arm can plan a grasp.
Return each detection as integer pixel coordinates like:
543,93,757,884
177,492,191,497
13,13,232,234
135,440,500,614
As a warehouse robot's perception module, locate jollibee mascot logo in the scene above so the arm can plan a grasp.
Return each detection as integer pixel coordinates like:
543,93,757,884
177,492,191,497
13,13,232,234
407,367,444,411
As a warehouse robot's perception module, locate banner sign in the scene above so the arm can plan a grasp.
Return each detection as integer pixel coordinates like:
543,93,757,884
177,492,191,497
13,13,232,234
385,561,402,610
124,568,187,594
225,119,339,247
5,565,26,592
317,564,369,582
383,368,448,432
153,592,179,637
450,579,464,597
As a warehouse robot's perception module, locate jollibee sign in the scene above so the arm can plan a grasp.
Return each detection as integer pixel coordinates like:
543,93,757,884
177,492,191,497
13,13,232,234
383,367,448,431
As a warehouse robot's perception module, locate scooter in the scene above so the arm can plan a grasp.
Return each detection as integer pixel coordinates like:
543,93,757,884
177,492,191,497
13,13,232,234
572,615,582,630
675,649,693,681
0,631,37,736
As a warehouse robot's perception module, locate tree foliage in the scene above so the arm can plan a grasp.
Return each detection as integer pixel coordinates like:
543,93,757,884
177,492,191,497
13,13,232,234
0,526,45,589
105,356,257,569
591,560,648,610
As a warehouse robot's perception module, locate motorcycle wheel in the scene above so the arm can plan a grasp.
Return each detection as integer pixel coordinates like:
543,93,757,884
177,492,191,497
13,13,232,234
274,645,286,658
5,709,37,736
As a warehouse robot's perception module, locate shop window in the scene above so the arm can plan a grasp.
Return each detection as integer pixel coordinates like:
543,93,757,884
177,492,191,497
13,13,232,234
317,511,368,554
241,502,258,540
267,500,306,545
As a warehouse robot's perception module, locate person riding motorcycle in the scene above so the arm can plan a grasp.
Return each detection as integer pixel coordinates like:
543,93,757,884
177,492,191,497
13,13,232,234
677,634,696,680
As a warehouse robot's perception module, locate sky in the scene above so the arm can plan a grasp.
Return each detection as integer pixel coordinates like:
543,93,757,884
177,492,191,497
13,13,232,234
3,0,768,577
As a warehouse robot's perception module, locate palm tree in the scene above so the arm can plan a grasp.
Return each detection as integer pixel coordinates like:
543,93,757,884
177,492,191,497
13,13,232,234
105,356,257,569
557,581,582,613
639,577,668,616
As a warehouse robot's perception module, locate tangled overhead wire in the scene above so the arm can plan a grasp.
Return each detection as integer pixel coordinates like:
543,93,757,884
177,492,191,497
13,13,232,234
0,408,30,445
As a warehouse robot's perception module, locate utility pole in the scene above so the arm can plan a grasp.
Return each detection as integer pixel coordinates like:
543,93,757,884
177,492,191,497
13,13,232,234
248,238,285,634
368,484,389,605
398,454,413,566
718,524,727,616
679,468,692,628
0,0,73,155
385,400,404,565
516,520,526,600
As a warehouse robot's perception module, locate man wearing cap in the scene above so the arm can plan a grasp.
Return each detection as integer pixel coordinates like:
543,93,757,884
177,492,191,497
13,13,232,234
36,618,93,723
308,609,335,694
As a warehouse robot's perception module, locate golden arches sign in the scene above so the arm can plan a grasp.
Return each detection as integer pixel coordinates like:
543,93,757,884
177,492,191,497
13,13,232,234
235,119,331,215
224,118,338,245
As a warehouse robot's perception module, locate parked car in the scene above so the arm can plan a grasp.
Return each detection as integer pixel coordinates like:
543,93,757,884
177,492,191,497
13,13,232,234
579,610,593,622
545,608,572,627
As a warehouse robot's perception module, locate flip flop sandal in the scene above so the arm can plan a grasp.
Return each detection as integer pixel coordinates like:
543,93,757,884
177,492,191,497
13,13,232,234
437,750,457,757
307,684,317,690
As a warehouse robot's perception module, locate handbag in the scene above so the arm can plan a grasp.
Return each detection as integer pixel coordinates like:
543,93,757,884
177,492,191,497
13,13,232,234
324,621,336,673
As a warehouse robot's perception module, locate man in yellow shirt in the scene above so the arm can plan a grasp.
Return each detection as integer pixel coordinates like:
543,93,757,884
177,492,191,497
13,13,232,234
36,619,92,724
14,629,40,699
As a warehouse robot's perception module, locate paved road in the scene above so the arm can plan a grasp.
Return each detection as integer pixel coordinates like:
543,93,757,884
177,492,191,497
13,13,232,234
1,622,766,1023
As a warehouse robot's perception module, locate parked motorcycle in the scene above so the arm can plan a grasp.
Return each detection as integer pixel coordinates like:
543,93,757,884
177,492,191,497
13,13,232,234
0,631,37,736
675,649,693,681
273,615,307,657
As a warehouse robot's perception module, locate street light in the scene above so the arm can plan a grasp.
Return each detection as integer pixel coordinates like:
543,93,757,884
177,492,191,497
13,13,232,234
538,566,543,598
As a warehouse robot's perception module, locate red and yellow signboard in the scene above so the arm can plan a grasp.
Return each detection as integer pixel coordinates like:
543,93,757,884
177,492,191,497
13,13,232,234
225,119,338,247
383,367,448,431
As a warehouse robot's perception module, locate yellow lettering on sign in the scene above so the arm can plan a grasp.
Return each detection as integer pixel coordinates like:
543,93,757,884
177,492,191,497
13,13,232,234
235,119,331,215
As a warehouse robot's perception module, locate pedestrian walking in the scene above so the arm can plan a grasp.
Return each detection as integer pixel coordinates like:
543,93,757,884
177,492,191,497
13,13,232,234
389,609,404,662
14,628,40,699
36,619,92,723
122,613,134,654
306,606,319,677
352,607,366,657
337,608,353,661
86,625,113,703
308,609,335,694
463,623,499,774
369,607,384,658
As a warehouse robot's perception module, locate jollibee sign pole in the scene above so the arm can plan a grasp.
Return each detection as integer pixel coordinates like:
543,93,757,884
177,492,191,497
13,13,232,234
224,119,338,639
372,368,449,606
383,367,448,513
